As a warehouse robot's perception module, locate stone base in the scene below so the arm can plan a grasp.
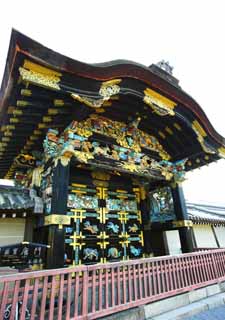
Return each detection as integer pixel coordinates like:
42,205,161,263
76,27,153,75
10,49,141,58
101,282,225,320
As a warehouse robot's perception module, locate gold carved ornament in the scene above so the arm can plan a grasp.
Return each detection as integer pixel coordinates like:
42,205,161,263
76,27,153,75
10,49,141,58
121,162,140,172
42,115,174,180
143,88,176,116
91,171,111,181
31,166,44,187
14,153,36,168
192,120,216,154
173,220,193,228
19,67,61,91
71,79,121,109
54,156,72,167
54,149,94,167
93,180,109,188
73,114,170,160
218,147,225,159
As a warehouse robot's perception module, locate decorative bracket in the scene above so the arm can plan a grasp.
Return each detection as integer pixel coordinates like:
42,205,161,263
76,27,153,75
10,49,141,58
71,79,121,108
19,67,61,90
143,88,176,116
192,120,216,154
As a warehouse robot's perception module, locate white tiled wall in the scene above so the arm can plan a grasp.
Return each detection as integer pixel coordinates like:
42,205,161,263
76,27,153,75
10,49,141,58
0,218,25,246
193,225,218,248
214,226,225,247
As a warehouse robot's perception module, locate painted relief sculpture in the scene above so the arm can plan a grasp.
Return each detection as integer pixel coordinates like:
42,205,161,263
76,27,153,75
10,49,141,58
67,194,98,209
41,115,186,183
69,115,170,158
150,187,176,223
106,198,138,212
107,247,121,259
83,248,99,261
128,223,139,233
130,245,142,257
83,221,99,234
106,221,120,234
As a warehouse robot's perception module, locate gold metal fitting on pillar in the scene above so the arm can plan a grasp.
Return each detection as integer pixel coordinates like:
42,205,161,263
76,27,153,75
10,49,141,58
44,214,71,229
173,220,193,228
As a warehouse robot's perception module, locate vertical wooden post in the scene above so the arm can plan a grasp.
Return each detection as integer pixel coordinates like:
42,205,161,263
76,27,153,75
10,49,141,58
51,159,70,214
139,185,152,256
46,226,66,269
46,159,70,269
171,184,194,253
82,268,89,317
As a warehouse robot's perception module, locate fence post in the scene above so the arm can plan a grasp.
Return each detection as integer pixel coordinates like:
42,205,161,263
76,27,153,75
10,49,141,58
82,267,89,318
211,252,219,280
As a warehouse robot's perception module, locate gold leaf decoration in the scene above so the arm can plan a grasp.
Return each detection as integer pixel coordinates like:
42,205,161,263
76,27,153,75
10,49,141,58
19,67,60,90
71,79,121,109
192,120,216,154
143,88,176,116
72,115,170,160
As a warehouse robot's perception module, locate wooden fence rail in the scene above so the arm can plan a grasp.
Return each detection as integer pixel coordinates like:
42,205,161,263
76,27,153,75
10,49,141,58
1,249,225,319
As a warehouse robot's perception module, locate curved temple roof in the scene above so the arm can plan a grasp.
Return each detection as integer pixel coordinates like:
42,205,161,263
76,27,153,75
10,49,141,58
187,202,225,225
0,29,225,179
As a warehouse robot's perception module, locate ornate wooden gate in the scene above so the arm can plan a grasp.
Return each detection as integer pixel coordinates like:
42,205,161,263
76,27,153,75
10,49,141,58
65,168,144,265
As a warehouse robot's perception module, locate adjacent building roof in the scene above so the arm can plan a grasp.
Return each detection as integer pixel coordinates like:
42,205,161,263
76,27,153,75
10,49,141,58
0,185,34,212
187,202,225,225
0,30,225,179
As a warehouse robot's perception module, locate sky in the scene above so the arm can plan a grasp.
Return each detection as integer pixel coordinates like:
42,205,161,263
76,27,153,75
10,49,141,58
0,0,225,203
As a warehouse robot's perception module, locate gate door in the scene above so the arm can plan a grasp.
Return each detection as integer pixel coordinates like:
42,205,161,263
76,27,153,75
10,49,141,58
65,173,144,265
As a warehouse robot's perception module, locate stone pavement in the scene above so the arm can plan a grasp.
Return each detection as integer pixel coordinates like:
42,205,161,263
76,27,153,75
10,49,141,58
185,305,225,319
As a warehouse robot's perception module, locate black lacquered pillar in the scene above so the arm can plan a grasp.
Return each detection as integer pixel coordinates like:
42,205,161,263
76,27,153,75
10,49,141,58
139,186,152,255
171,184,194,253
46,159,70,269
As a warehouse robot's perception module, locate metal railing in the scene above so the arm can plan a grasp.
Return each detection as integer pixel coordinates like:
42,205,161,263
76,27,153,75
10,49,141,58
1,249,225,319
